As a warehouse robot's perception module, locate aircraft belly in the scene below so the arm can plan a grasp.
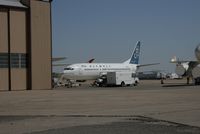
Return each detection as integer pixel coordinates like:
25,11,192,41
80,71,99,80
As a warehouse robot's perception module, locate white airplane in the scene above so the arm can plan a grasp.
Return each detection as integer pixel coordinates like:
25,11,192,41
171,44,200,84
62,41,159,81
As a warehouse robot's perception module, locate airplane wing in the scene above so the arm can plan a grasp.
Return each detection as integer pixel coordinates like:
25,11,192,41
52,57,67,62
170,56,197,63
170,56,199,70
137,63,160,68
52,63,70,66
53,58,95,67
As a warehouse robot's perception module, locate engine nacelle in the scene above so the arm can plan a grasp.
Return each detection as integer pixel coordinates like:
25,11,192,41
192,65,200,78
175,63,189,76
195,44,200,61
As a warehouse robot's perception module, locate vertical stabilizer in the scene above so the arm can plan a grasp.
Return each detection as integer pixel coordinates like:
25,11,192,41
129,41,141,64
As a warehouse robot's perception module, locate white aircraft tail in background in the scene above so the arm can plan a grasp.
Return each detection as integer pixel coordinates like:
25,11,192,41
171,44,200,84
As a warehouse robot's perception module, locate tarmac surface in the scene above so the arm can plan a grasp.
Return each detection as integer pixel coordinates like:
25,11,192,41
0,79,200,134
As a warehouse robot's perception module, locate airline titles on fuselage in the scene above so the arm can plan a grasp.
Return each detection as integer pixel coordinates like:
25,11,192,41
80,64,131,71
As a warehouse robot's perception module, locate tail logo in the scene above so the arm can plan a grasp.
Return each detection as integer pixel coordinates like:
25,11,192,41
134,48,140,59
130,41,141,64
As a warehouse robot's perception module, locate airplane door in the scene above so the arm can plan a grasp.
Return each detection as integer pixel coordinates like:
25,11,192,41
78,68,83,75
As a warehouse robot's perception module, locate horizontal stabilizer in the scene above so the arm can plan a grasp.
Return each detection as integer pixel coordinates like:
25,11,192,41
137,63,160,68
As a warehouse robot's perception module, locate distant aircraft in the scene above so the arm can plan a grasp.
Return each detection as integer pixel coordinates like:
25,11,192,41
62,41,159,81
171,44,200,84
52,57,67,66
52,57,67,62
52,57,95,66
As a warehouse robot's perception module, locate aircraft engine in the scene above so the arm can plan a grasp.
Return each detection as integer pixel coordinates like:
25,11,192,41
192,65,200,78
175,63,189,76
195,44,200,61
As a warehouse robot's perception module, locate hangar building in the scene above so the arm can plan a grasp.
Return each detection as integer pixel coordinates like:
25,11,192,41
0,0,52,91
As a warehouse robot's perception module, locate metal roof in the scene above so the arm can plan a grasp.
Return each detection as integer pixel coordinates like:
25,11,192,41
0,0,27,8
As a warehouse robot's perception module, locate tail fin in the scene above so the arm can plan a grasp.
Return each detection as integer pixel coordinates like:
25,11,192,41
170,56,177,63
129,41,141,64
88,58,95,63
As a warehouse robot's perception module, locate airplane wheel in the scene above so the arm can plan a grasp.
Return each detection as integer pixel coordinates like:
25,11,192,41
134,83,137,86
121,81,125,87
134,81,138,86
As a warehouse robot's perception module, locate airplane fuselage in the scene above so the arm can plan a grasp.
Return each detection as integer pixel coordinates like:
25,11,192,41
63,63,137,80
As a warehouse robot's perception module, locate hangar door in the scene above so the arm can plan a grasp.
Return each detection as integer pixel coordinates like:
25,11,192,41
0,9,9,91
0,8,27,91
9,9,27,90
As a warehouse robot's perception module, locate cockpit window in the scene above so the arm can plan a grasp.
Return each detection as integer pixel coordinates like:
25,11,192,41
64,67,74,70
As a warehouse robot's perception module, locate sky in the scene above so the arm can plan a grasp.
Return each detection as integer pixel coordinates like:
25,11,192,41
52,0,200,73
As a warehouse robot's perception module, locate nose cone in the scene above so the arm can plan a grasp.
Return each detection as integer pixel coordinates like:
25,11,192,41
195,44,200,61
